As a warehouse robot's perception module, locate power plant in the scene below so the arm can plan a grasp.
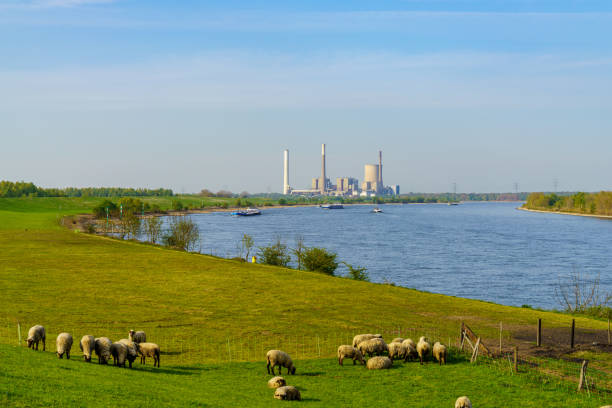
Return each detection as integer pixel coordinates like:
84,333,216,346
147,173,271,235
282,144,399,197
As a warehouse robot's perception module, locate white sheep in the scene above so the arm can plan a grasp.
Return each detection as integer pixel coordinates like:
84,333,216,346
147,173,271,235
387,341,407,362
266,350,296,375
391,337,405,344
433,342,447,365
274,386,301,401
455,396,472,408
56,333,73,359
117,339,139,368
110,342,128,367
79,335,95,362
267,376,286,389
417,337,431,365
366,356,392,370
128,330,146,344
137,342,160,367
357,337,388,357
352,333,382,348
26,325,46,351
94,337,112,364
337,345,365,366
402,339,418,362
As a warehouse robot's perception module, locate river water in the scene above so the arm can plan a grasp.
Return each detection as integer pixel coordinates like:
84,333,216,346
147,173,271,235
158,202,612,309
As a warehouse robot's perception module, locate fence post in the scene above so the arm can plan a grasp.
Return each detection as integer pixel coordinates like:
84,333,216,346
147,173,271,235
513,346,518,373
536,318,541,347
607,318,610,345
17,321,21,346
570,319,575,349
577,360,588,391
499,322,502,354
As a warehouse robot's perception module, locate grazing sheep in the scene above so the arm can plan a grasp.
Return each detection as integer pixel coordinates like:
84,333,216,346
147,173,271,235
274,386,301,401
117,339,139,368
137,342,160,367
79,335,95,362
417,337,431,365
26,325,46,351
403,338,416,349
433,342,447,365
128,330,146,344
110,342,128,367
266,350,296,375
94,337,112,364
366,356,392,370
267,376,286,389
391,337,405,344
455,396,472,408
403,341,418,362
357,337,388,357
387,341,407,362
352,333,382,348
56,333,73,359
337,345,365,366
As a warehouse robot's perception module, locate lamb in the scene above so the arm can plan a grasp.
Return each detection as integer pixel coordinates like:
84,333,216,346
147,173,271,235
416,337,431,365
366,356,392,370
94,337,112,364
117,339,139,368
274,386,301,401
266,350,296,375
26,325,46,351
137,342,160,367
352,333,382,348
56,333,73,359
391,337,405,344
402,339,418,362
267,376,286,389
79,335,95,362
128,330,146,344
110,342,128,367
433,342,447,365
337,345,365,366
357,337,388,357
455,396,472,408
387,341,407,362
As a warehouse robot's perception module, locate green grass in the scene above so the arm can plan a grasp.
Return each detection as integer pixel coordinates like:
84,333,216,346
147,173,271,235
0,197,610,406
0,344,604,408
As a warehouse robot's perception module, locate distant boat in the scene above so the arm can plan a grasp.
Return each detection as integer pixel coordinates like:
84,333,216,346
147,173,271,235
372,207,383,213
320,204,344,209
448,202,460,206
231,208,261,216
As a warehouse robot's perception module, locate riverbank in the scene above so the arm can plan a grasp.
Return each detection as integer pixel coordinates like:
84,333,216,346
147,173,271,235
518,206,612,219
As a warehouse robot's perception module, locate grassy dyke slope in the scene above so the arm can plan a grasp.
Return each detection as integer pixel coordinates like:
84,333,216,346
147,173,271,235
0,344,602,408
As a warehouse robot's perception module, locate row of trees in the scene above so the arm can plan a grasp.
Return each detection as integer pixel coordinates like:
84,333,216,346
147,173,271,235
0,180,172,198
525,191,612,216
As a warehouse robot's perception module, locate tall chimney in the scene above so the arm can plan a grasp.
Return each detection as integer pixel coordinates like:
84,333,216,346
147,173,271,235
378,150,383,193
283,149,290,195
320,143,326,194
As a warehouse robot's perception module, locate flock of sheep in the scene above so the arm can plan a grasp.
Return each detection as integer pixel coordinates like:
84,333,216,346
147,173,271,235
267,332,472,407
26,325,160,368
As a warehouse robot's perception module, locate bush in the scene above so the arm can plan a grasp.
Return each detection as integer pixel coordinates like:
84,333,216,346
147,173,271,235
144,216,163,244
302,247,338,275
258,239,291,267
163,216,199,251
278,198,287,205
172,200,184,211
93,200,118,219
342,262,370,281
118,211,141,239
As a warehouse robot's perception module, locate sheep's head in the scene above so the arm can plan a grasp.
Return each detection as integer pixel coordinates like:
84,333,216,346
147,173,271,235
128,330,135,340
84,355,91,362
26,338,33,348
290,366,296,375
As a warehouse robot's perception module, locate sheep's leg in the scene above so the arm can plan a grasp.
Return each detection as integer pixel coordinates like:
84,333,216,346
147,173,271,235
67,351,70,360
278,366,281,375
267,360,271,374
43,338,46,351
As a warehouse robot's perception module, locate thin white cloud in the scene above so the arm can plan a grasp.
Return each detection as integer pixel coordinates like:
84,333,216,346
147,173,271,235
0,0,114,10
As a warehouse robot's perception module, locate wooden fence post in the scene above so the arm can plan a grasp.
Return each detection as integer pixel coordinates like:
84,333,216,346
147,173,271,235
499,322,502,354
577,360,588,391
470,338,481,363
513,346,518,373
536,318,541,347
570,319,575,349
17,321,21,346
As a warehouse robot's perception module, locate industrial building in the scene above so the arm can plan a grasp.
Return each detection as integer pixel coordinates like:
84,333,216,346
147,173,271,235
282,144,399,197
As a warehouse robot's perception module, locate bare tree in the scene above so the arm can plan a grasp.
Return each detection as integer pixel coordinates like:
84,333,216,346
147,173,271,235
292,235,306,270
144,216,163,244
555,268,612,313
237,233,254,261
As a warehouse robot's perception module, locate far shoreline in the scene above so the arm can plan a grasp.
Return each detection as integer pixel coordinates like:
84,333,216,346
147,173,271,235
517,206,612,219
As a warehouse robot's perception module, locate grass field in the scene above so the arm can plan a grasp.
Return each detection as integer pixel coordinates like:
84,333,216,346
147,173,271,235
0,197,610,406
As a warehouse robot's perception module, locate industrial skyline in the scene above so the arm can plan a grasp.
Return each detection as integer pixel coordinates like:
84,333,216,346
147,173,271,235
283,144,399,197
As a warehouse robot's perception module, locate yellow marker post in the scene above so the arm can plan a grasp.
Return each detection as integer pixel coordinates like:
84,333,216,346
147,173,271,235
251,256,257,263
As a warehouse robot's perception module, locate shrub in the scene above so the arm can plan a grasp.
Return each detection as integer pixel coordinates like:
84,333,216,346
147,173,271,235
257,239,291,267
172,200,184,211
302,247,338,275
278,198,287,205
144,216,163,244
119,211,141,239
163,216,199,251
93,200,118,219
342,262,370,281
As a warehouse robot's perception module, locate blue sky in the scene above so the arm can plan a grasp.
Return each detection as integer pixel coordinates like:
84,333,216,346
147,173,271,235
1,0,611,193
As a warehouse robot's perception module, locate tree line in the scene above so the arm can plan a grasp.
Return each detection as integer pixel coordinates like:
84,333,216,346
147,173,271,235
0,180,172,198
524,191,612,216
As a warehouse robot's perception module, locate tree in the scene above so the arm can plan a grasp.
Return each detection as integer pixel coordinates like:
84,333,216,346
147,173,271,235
238,233,254,261
554,268,611,313
292,235,306,270
342,262,370,281
199,189,215,197
163,216,200,251
144,216,163,244
302,247,338,275
119,211,141,239
92,200,118,219
258,239,291,267
172,200,184,211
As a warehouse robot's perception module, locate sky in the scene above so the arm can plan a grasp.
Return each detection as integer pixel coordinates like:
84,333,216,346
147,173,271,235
1,0,612,194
